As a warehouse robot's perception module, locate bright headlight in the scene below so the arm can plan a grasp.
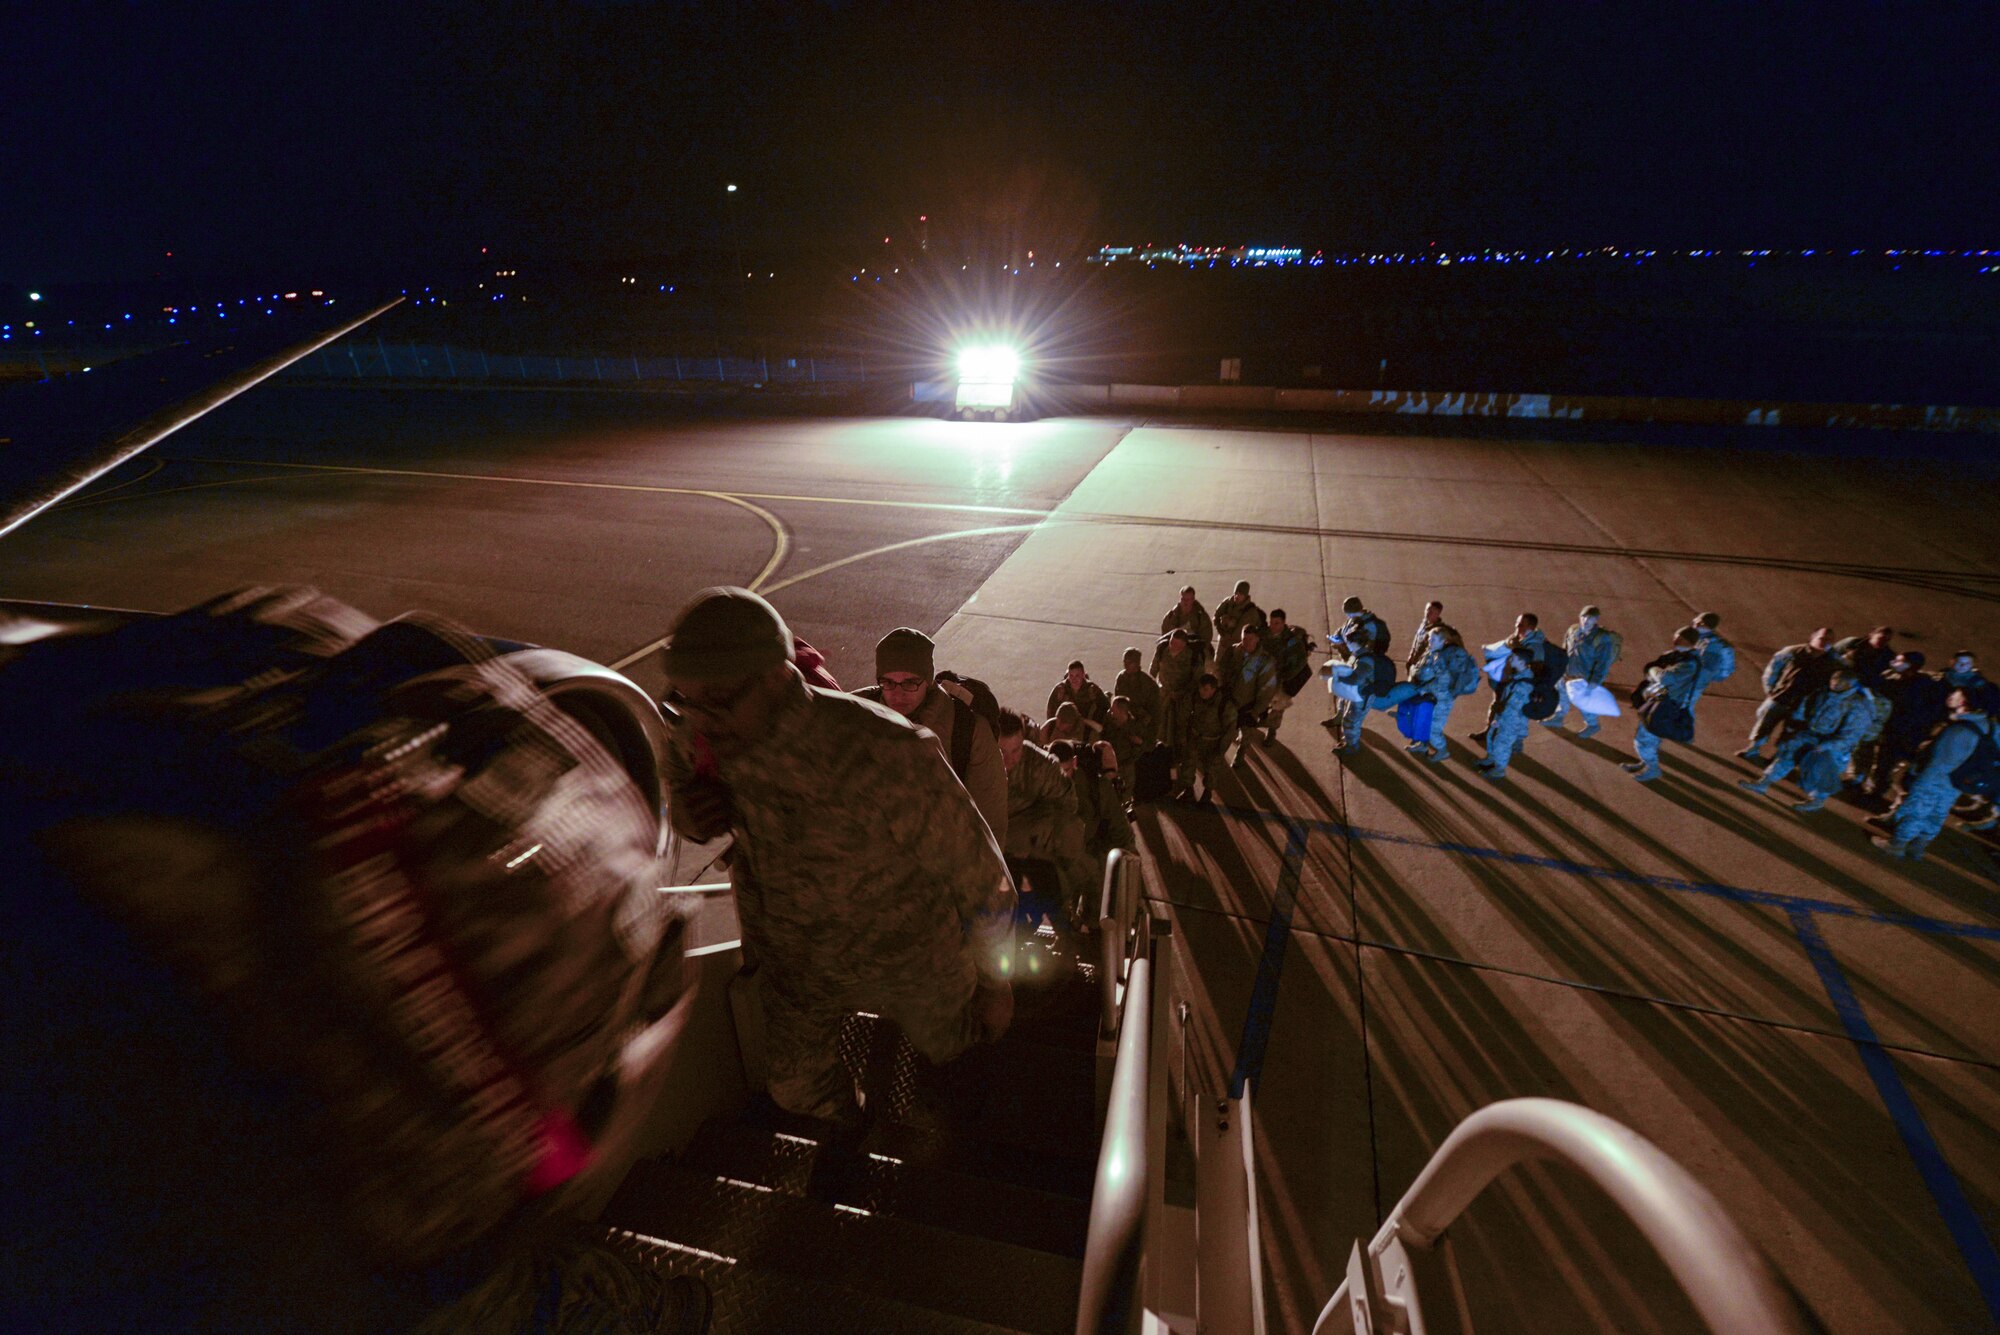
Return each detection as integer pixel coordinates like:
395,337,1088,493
956,344,1020,383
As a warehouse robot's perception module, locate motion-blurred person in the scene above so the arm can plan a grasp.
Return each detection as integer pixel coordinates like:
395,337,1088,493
1406,600,1445,671
1861,651,1946,805
1047,658,1109,726
1261,608,1316,743
5,587,709,1335
1475,647,1536,781
662,589,1015,1125
1544,604,1622,738
1380,622,1481,763
1622,628,1703,783
1112,646,1161,745
1738,668,1875,811
995,708,1100,926
1160,585,1215,665
1687,611,1737,709
854,626,1007,845
1874,688,1996,861
1216,621,1279,763
1213,579,1267,650
1470,612,1546,747
1738,626,1836,762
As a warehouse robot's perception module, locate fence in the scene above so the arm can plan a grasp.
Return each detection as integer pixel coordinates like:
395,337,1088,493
282,339,870,387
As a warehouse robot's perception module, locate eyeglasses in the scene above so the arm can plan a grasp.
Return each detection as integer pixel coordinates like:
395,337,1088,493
877,675,928,694
664,675,762,721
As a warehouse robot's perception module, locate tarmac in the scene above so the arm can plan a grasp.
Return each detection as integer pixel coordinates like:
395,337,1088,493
4,383,1996,1333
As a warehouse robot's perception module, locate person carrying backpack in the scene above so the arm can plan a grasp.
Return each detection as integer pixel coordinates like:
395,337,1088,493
2,587,709,1335
1212,580,1268,651
1687,611,1737,708
1112,645,1162,746
1471,613,1548,748
1874,687,1996,861
1475,648,1536,781
1544,604,1621,739
854,628,1007,845
1321,621,1398,754
1216,621,1279,764
1337,595,1393,659
1738,668,1875,811
1379,622,1480,763
1621,629,1704,783
1150,628,1202,766
1160,585,1216,667
1260,608,1316,743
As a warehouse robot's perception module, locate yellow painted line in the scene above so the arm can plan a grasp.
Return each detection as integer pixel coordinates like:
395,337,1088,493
612,521,1052,672
175,456,1051,517
54,471,319,513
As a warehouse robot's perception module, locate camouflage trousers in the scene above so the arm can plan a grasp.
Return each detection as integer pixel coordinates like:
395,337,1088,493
764,953,981,1119
1892,773,1959,855
1487,712,1530,774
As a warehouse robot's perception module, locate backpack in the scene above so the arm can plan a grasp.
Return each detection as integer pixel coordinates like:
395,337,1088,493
1447,647,1484,697
1355,652,1396,700
936,670,1002,780
1366,614,1392,657
1,587,681,1270
1536,640,1569,685
1949,726,2000,798
1523,680,1562,721
1703,636,1737,682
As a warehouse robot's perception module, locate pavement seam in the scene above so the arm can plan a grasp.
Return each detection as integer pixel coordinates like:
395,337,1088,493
1149,895,2000,1073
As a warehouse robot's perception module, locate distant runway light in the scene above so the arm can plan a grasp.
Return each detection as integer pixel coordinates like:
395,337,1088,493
27,292,40,301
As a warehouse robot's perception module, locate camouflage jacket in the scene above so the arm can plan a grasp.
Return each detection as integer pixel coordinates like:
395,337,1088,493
1151,637,1202,697
1113,668,1162,737
1047,676,1110,724
665,673,1015,991
1160,600,1215,654
1213,595,1268,648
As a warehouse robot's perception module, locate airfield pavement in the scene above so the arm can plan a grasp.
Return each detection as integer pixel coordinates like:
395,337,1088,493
6,383,1997,1333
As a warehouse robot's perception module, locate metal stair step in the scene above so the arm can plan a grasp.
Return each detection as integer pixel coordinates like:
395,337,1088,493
604,1163,1083,1335
684,1119,1092,1258
603,1226,1039,1335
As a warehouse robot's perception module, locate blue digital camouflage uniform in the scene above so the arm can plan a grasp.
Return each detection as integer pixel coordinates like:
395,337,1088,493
1889,714,1995,857
1484,675,1534,776
1688,628,1736,708
1755,683,1876,796
665,673,1015,1119
1546,622,1621,729
1633,649,1701,775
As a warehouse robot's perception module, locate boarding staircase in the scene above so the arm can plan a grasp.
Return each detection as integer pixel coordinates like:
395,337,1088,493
608,847,1816,1335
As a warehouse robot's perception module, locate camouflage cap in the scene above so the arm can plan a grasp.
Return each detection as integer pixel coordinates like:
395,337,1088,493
662,586,791,682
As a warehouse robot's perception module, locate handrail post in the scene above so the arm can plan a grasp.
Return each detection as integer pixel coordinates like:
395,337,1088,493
1311,1098,1809,1335
1076,955,1151,1335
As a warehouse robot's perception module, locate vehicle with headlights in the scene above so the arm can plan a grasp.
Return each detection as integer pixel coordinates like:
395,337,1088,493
954,343,1021,420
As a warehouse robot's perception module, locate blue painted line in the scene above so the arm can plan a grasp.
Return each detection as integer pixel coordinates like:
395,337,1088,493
1230,822,1310,1099
1789,908,2000,1324
1204,801,2000,942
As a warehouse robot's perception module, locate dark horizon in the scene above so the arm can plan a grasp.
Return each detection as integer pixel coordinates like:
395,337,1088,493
7,3,1999,287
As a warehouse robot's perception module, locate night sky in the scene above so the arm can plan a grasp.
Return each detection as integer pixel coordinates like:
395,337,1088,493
7,2,1997,284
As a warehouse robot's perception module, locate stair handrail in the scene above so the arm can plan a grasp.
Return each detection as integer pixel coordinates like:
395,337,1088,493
1076,953,1152,1335
1097,847,1142,1039
1311,1097,1808,1335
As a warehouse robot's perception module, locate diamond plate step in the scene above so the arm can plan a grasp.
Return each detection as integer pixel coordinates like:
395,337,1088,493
683,1120,1092,1258
603,1226,1037,1335
738,1098,1100,1201
604,1164,1083,1334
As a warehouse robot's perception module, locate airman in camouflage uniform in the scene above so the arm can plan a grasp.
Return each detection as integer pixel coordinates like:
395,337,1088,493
1215,621,1279,764
1047,659,1110,726
1739,668,1876,811
1544,604,1622,738
1181,673,1232,803
1113,646,1162,745
1161,586,1215,665
1875,688,1994,860
1212,579,1267,652
661,588,1015,1122
996,708,1102,928
1261,608,1316,743
1151,629,1201,764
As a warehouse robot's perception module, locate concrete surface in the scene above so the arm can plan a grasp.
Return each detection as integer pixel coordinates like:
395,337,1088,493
5,384,1997,1332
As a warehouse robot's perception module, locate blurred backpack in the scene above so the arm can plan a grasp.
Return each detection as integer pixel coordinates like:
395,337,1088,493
1949,723,2000,798
1,587,684,1275
1523,639,1569,720
935,669,1002,781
